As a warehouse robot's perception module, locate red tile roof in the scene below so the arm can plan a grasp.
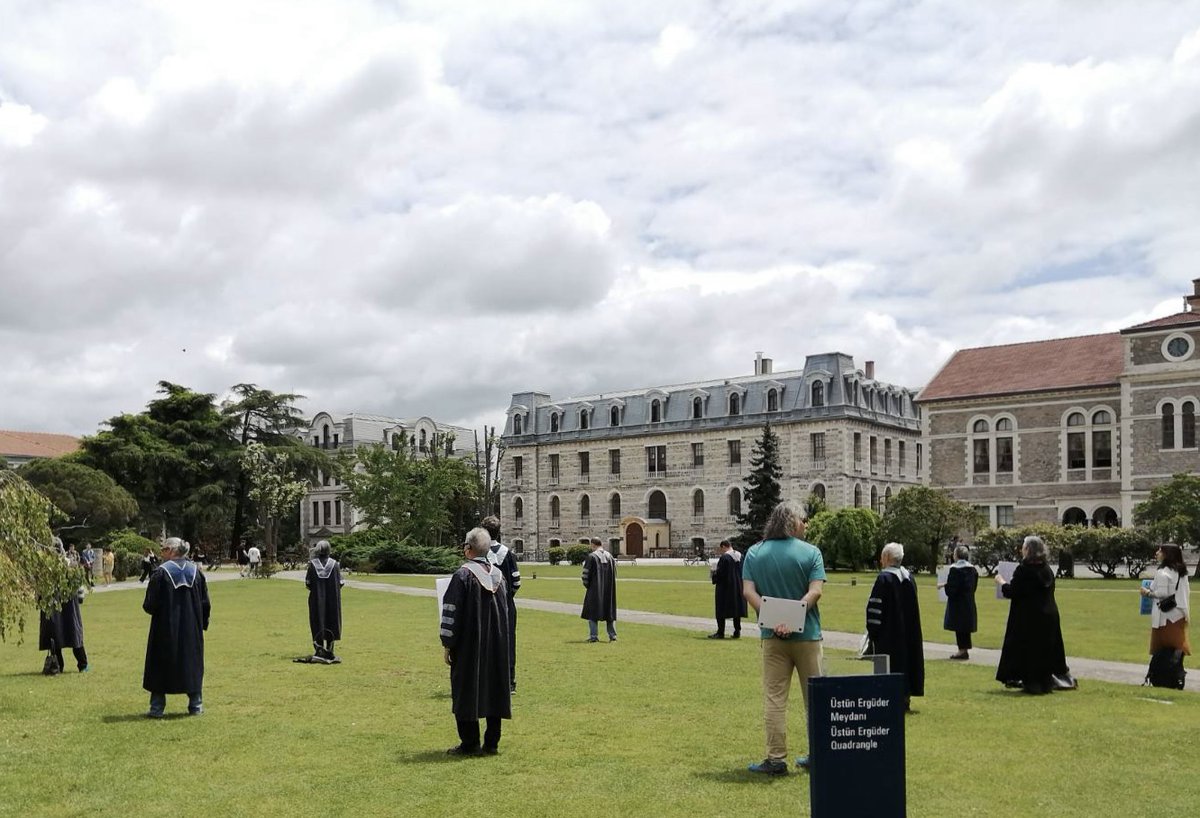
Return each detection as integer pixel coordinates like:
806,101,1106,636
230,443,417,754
1121,311,1200,333
918,333,1123,403
0,430,81,460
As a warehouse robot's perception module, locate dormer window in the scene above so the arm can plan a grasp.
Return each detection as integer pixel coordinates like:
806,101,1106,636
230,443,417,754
650,399,662,423
812,381,824,407
610,406,620,427
693,397,703,419
580,409,589,430
512,415,523,435
767,389,779,412
729,393,741,416
550,413,560,433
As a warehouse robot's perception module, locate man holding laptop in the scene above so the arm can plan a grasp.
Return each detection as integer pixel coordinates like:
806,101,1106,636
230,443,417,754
741,501,827,777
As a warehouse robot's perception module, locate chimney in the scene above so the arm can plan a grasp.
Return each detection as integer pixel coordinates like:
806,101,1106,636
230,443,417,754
754,352,763,376
761,357,773,375
865,360,875,380
1187,278,1200,313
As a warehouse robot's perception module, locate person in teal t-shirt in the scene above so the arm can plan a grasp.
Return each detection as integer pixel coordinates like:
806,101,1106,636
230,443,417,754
741,501,826,776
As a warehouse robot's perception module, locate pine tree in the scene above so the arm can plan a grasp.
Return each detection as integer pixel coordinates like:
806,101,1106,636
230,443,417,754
735,423,783,550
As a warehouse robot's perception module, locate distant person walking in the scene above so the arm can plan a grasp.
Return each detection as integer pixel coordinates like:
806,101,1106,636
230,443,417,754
994,535,1072,694
245,544,262,578
101,547,115,585
866,542,925,710
236,543,250,575
938,544,978,660
581,538,617,642
709,539,746,639
142,538,211,717
1140,544,1191,656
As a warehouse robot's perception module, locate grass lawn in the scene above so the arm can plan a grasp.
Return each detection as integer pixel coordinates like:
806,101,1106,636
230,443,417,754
359,565,1160,664
3,579,1190,818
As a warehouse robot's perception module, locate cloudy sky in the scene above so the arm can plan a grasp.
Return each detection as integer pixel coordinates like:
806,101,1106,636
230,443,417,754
3,0,1200,436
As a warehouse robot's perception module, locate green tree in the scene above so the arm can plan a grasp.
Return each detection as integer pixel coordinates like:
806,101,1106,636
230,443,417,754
1070,526,1125,579
1113,527,1158,579
880,485,982,573
18,458,139,544
811,507,880,570
0,471,78,642
1134,473,1200,576
971,528,1016,576
803,491,829,520
240,442,311,560
734,423,783,550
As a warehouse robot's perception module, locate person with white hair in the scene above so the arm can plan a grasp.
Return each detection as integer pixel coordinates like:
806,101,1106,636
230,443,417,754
303,540,344,663
439,527,512,755
866,542,925,711
994,535,1072,694
142,537,210,717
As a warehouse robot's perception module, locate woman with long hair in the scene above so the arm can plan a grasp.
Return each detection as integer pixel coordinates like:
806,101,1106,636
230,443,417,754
1140,543,1191,656
994,536,1071,694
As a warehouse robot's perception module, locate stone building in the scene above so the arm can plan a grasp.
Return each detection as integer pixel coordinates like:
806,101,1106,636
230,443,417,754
918,279,1200,528
500,353,922,558
297,411,474,547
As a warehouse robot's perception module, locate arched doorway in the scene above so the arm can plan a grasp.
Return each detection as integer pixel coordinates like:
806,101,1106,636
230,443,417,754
1092,506,1119,527
626,522,644,557
1062,507,1087,526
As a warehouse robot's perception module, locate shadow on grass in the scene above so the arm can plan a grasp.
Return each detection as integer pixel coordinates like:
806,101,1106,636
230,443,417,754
4,671,56,678
694,769,804,785
102,713,191,723
398,749,485,764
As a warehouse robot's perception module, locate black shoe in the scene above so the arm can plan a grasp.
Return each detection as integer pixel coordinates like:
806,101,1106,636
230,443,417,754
707,633,725,639
732,632,741,639
748,758,788,776
480,746,499,755
446,745,481,756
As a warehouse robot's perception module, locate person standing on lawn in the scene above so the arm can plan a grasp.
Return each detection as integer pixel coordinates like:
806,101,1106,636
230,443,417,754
994,535,1072,695
439,527,512,755
245,544,261,578
304,540,344,663
581,537,617,642
709,539,746,639
80,543,96,588
139,548,159,583
866,542,925,710
938,543,978,660
142,538,210,717
1139,543,1190,657
482,516,520,692
101,547,115,585
741,501,826,776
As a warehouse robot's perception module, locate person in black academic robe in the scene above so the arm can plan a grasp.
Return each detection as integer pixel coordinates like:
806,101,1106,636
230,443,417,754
440,527,512,755
866,543,925,707
142,538,211,717
482,516,521,692
939,545,978,659
39,592,88,674
580,538,617,642
995,536,1070,695
305,540,344,663
709,539,747,639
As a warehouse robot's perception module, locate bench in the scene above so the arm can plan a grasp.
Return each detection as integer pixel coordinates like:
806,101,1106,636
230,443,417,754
615,555,638,566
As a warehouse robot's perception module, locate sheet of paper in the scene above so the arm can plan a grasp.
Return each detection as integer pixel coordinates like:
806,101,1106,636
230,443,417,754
758,596,807,633
995,561,1018,600
937,566,949,603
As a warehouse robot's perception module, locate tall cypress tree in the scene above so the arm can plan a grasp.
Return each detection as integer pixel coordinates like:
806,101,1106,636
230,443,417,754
735,423,783,550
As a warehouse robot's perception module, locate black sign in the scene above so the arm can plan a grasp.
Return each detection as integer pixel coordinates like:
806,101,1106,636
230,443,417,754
807,673,905,818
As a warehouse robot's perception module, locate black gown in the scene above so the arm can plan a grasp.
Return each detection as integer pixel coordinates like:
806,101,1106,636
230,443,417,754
488,541,520,685
440,560,512,721
39,595,84,651
866,568,925,698
142,560,210,694
305,557,344,644
580,549,617,621
996,559,1069,690
943,563,978,634
712,551,748,620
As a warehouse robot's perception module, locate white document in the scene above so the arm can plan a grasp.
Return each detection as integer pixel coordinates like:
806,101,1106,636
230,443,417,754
937,566,950,603
436,577,451,625
996,561,1018,600
758,596,807,634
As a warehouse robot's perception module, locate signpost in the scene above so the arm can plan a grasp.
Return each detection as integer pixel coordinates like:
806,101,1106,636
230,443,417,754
808,673,906,818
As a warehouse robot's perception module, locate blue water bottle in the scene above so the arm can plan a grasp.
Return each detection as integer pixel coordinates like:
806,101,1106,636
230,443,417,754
1140,579,1154,615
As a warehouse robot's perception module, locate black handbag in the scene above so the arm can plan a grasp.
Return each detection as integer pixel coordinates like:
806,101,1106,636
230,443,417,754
42,640,61,676
1158,576,1180,613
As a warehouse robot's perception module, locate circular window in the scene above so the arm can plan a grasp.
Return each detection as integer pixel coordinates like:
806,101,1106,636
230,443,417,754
1163,333,1195,362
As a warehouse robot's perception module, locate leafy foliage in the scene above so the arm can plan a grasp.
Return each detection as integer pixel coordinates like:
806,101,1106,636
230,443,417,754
1135,473,1200,569
734,423,782,550
0,471,77,642
803,491,829,520
548,547,565,565
18,458,139,543
880,486,982,572
240,442,310,560
809,507,880,570
106,530,161,557
970,528,1017,575
566,544,591,565
330,530,459,574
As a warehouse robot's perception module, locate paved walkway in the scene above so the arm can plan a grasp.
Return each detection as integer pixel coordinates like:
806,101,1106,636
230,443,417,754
265,571,1193,692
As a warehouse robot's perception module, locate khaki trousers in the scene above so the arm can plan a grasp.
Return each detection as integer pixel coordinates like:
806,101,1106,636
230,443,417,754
761,638,824,761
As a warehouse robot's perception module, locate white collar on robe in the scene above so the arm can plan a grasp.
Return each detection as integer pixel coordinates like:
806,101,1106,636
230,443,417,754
882,565,911,582
591,549,614,564
161,559,198,589
463,558,502,593
310,557,336,579
488,542,509,566
951,559,972,569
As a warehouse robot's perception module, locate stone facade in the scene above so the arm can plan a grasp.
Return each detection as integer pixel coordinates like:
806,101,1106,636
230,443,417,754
297,411,475,547
919,280,1200,528
501,353,922,558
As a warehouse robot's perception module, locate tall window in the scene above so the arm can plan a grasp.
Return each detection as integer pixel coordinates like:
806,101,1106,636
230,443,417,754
1066,412,1086,470
1162,404,1175,449
870,486,879,512
729,393,741,416
650,400,662,423
972,419,990,473
1184,402,1197,449
898,441,906,475
610,449,621,475
550,496,560,522
996,505,1015,527
334,500,342,526
513,456,523,481
812,483,826,500
853,432,862,467
550,413,560,433
514,497,523,521
512,415,523,435
579,409,589,430
692,397,703,419
549,454,560,481
322,500,332,525
1092,411,1112,467
647,445,667,475
811,432,826,464
693,489,705,517
996,418,1013,473
312,501,319,523
869,436,878,474
812,381,824,407
729,487,742,515
610,406,620,427
728,440,741,466
692,442,704,467
767,389,779,412
579,452,590,480
884,439,892,473
916,443,923,474
580,494,590,521
610,493,621,519
648,490,667,518
853,484,862,507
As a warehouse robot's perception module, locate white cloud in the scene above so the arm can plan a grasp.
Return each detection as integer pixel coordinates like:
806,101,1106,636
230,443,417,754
652,24,697,69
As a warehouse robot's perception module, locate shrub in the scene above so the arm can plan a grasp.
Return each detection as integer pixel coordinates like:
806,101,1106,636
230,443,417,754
106,530,159,558
815,507,879,571
1114,527,1157,578
971,528,1017,576
548,547,565,566
566,544,591,565
114,551,142,581
330,530,459,574
1071,526,1125,579
252,561,280,578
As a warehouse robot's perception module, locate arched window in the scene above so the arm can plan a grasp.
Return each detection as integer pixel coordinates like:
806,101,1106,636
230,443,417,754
1092,506,1119,527
973,419,989,433
854,484,862,507
512,415,522,434
512,538,524,554
767,389,779,412
1067,412,1085,426
1163,403,1175,449
419,429,427,452
1062,507,1087,526
514,497,523,521
322,424,331,448
728,487,742,516
995,418,1012,431
1092,410,1111,425
610,493,621,520
811,381,824,407
870,486,879,512
580,494,590,520
610,406,620,427
550,496,560,522
550,413,560,433
883,486,892,512
812,483,826,501
650,400,662,423
579,410,589,430
648,490,667,518
693,489,704,517
1184,401,1196,449
692,397,703,419
729,393,741,416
